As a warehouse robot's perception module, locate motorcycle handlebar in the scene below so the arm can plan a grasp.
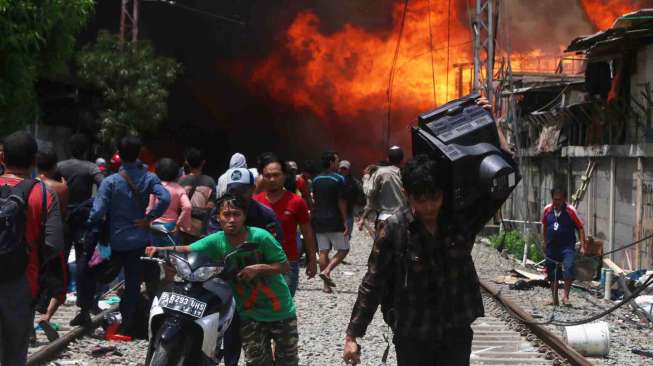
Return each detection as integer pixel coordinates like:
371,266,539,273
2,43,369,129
140,256,166,264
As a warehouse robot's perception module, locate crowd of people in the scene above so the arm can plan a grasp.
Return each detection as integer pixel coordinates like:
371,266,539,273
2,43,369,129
1,97,585,366
0,129,410,365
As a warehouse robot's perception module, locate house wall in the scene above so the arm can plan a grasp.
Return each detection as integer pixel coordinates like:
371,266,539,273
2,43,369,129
629,43,653,142
504,155,651,270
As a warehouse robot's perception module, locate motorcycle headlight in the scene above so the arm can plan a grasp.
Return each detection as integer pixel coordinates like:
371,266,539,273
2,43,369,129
191,267,218,282
170,256,193,281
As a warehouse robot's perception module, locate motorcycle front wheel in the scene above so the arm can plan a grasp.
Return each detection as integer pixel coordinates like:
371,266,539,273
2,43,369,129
149,331,195,366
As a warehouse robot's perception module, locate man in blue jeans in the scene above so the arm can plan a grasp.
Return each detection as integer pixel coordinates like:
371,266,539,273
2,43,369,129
541,188,586,306
81,135,170,336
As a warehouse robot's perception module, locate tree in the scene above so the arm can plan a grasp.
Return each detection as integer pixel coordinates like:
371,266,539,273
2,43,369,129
0,0,94,135
76,31,182,143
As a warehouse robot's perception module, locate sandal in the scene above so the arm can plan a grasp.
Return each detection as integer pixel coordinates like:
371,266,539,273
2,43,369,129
319,273,337,288
39,320,60,342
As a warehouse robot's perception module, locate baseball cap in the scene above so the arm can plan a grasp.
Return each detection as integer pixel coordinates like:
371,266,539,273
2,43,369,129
287,161,298,171
226,168,255,190
338,160,351,170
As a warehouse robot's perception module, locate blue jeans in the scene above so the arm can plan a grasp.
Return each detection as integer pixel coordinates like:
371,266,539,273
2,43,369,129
284,261,300,297
0,275,32,366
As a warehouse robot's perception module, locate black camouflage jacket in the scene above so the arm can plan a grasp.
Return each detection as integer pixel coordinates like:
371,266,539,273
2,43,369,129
346,207,484,341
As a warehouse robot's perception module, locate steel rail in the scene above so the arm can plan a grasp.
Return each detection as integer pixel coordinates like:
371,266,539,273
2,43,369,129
27,303,119,366
479,279,594,366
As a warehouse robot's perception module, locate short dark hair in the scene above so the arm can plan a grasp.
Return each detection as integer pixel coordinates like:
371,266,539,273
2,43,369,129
118,135,142,163
37,150,58,172
259,153,287,174
388,146,404,165
302,160,317,176
69,133,90,159
184,148,204,169
155,158,179,182
3,131,37,169
401,154,443,197
321,151,337,169
550,187,567,198
217,193,247,212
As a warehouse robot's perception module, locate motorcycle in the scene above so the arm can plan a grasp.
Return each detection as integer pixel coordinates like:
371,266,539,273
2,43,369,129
142,224,256,366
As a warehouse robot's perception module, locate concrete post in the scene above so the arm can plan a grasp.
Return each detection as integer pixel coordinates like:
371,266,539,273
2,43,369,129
609,158,616,261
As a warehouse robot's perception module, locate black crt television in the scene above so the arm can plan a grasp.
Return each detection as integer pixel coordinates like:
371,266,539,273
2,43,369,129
411,92,520,242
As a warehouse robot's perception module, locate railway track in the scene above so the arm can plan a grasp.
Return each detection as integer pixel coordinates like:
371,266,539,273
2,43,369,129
474,279,595,366
27,293,120,366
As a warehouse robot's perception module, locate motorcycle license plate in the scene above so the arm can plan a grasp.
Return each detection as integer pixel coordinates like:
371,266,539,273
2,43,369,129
159,292,207,318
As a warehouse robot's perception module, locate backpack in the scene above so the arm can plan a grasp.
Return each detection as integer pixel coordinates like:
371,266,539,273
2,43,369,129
0,179,42,283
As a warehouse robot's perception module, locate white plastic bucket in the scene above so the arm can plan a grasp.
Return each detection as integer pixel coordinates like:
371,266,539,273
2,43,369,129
564,321,610,357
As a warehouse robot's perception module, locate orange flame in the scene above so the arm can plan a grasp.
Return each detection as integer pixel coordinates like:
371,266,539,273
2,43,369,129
579,0,643,30
250,0,472,129
244,0,640,156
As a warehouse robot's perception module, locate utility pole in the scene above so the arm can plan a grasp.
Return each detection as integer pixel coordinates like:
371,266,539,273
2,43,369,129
120,0,140,45
472,0,499,103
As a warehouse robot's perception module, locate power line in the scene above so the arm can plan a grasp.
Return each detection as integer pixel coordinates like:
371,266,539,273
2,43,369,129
446,0,452,100
386,0,409,149
148,0,245,26
427,0,437,105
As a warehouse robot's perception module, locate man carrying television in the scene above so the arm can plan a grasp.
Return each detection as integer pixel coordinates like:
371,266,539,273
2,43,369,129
342,97,508,366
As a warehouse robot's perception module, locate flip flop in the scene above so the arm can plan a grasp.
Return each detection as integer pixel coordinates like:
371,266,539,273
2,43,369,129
319,273,336,288
39,320,60,342
322,286,333,294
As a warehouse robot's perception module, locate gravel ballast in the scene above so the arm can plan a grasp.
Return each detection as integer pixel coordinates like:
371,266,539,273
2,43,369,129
46,229,652,365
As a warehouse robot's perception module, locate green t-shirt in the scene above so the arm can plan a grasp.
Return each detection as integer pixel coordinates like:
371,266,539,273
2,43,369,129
189,226,296,322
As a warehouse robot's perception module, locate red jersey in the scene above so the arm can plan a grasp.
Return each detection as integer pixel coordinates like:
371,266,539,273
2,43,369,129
254,191,310,261
0,176,64,299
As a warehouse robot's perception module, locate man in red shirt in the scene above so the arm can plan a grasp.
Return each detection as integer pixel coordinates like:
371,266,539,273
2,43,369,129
254,154,318,296
0,131,64,365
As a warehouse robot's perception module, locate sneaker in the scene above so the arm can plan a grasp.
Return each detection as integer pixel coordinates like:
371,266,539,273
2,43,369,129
70,311,91,327
39,320,60,342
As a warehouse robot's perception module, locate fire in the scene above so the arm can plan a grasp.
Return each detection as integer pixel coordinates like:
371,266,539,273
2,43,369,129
250,0,472,135
579,0,645,30
244,0,643,156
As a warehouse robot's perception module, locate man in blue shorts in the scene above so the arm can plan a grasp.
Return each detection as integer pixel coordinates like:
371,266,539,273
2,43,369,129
541,188,586,306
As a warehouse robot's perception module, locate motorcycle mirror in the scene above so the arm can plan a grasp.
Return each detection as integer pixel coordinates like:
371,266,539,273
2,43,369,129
149,223,169,235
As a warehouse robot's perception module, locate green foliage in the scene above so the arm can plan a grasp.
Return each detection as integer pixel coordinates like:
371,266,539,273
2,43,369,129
488,230,544,262
76,31,182,143
0,0,94,135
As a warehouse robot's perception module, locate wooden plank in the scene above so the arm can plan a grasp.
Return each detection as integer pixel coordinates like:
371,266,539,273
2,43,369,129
511,268,546,280
603,258,626,276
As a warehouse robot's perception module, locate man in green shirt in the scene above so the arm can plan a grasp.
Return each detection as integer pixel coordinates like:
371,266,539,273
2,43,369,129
146,194,298,366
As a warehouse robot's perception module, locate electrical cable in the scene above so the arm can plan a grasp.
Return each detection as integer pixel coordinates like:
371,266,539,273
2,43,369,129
386,0,409,148
531,85,571,114
427,0,437,105
489,230,653,327
445,0,452,100
150,0,245,25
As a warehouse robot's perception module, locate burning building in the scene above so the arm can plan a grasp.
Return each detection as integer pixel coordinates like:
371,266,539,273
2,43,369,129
500,8,653,270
